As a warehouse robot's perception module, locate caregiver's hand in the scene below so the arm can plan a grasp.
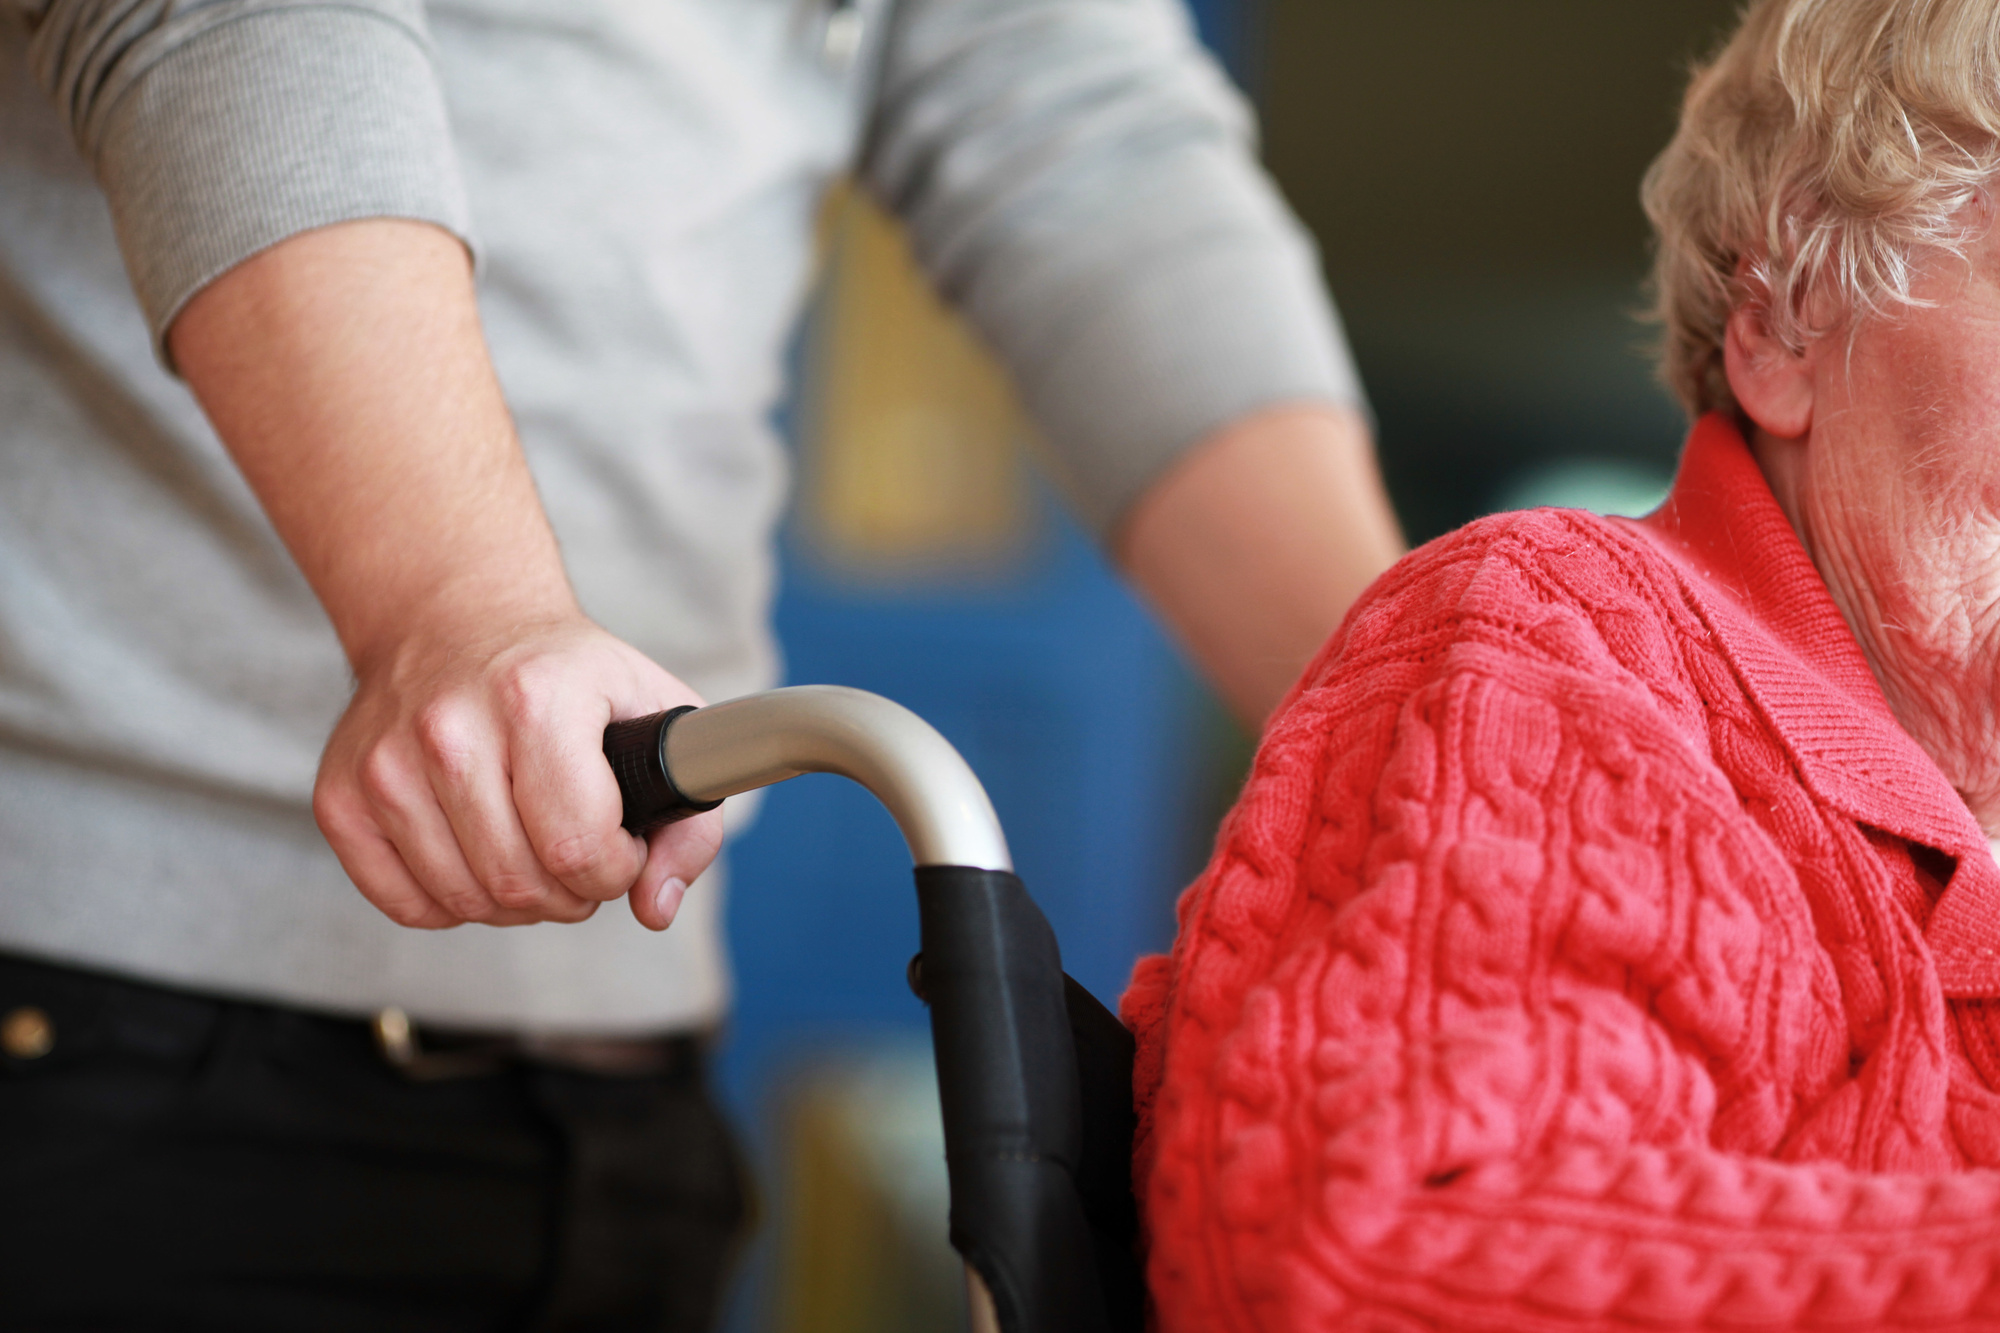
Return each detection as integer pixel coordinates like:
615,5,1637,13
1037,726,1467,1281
168,217,718,931
316,610,722,931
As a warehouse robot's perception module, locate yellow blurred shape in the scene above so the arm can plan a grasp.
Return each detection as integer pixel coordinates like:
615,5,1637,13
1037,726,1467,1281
772,1049,966,1333
797,184,1036,581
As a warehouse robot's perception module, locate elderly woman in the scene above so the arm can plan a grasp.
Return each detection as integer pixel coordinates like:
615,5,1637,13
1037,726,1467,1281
1123,1,2000,1327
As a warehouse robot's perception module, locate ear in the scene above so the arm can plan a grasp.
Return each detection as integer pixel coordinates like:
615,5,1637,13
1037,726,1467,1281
1723,295,1815,439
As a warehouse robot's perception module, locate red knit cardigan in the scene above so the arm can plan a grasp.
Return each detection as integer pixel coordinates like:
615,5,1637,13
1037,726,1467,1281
1122,415,2000,1331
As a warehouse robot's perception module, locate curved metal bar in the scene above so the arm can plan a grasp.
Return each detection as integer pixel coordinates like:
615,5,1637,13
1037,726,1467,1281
663,685,1013,872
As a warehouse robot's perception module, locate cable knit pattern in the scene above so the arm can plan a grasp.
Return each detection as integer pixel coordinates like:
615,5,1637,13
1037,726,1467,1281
1124,415,2000,1330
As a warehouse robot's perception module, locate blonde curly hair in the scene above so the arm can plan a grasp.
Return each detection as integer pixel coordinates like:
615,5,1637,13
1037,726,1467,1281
1643,0,2000,416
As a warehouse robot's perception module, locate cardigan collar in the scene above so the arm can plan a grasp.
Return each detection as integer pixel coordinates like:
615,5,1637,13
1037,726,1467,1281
1628,413,2000,995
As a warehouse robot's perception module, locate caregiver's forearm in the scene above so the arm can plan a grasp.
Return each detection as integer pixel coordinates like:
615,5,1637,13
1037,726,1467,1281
167,218,573,664
165,218,720,932
1116,404,1404,731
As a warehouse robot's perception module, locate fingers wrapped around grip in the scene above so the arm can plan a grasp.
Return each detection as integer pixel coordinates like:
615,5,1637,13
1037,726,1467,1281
311,619,723,932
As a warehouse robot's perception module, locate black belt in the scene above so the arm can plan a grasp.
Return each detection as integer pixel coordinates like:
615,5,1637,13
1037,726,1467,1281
0,950,703,1084
369,1007,704,1081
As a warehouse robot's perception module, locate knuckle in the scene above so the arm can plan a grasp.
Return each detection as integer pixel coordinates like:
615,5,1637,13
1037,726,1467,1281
433,885,496,924
493,661,560,731
484,866,549,912
380,895,443,929
541,832,620,888
412,702,481,776
356,745,414,810
311,783,364,842
545,896,599,926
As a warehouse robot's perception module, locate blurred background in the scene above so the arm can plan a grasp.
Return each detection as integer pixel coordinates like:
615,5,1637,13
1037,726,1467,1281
720,2,1743,1327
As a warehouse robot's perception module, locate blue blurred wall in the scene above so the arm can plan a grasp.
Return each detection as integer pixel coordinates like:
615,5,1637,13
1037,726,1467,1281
716,0,1257,1121
719,516,1204,1116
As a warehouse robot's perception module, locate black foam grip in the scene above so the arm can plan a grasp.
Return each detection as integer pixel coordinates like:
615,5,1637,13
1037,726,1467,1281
913,866,1141,1333
603,707,722,835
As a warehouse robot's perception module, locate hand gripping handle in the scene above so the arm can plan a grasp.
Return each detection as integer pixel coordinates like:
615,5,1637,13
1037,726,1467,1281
599,686,1010,871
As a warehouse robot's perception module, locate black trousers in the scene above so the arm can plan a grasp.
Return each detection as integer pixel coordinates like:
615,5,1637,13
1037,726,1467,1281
0,952,750,1332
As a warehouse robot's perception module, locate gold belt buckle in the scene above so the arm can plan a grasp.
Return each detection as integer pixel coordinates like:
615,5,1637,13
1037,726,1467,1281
370,1007,506,1081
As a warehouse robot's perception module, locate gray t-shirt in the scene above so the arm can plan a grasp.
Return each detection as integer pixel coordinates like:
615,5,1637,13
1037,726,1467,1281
0,0,1362,1032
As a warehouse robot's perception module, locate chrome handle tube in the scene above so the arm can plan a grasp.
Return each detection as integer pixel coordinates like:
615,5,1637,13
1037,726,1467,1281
663,685,1012,873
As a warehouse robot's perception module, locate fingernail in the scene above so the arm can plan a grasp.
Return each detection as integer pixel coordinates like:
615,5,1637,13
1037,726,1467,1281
654,876,687,927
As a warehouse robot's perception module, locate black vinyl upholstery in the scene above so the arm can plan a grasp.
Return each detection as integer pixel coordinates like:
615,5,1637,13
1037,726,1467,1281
912,866,1143,1333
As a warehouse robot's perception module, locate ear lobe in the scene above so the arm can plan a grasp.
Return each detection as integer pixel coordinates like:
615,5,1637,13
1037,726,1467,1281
1724,300,1815,438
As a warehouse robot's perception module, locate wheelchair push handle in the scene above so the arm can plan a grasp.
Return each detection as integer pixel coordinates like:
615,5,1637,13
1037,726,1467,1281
600,684,1011,872
599,686,1136,1333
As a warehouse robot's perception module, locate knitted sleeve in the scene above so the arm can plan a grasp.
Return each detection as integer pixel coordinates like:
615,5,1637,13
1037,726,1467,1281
13,0,470,367
860,0,1365,538
1129,516,2000,1330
